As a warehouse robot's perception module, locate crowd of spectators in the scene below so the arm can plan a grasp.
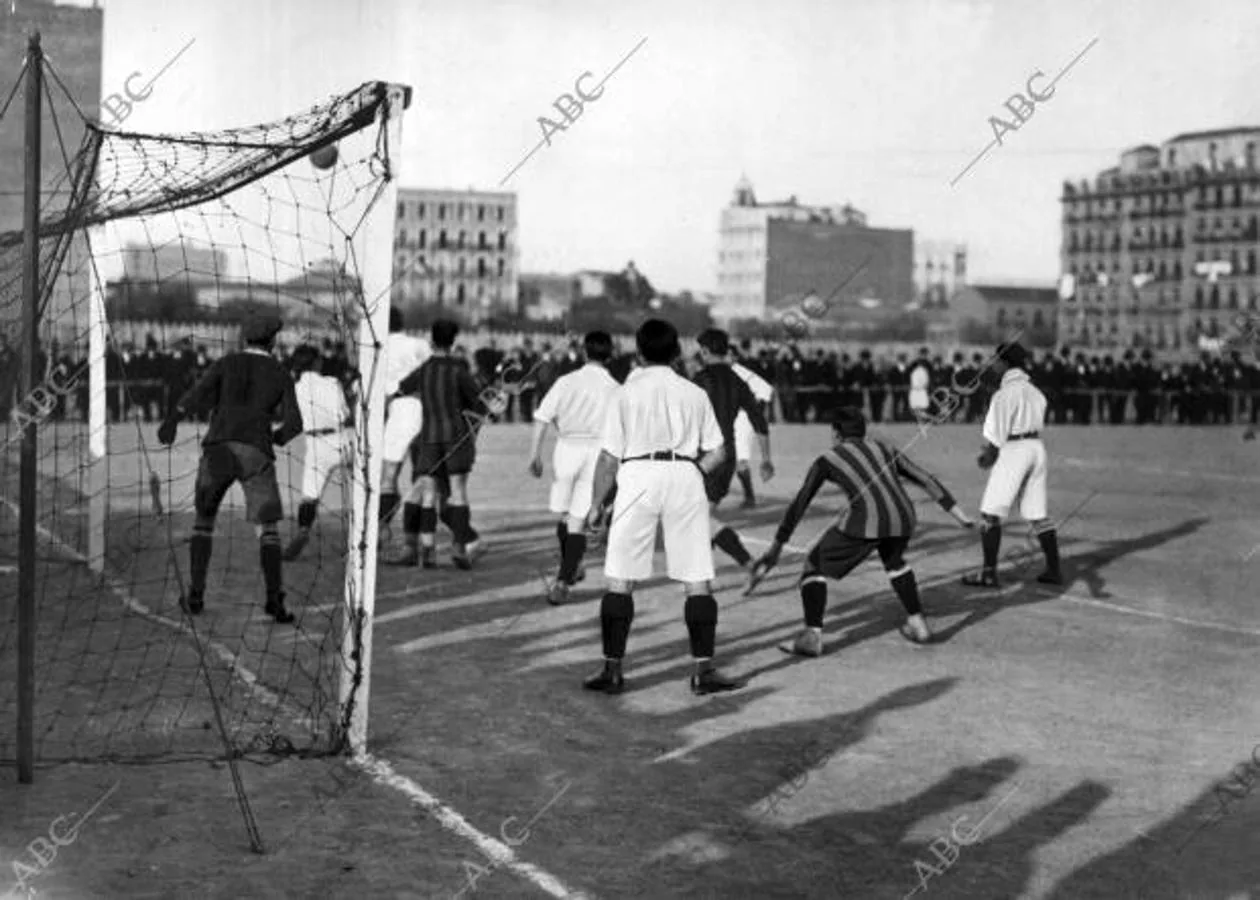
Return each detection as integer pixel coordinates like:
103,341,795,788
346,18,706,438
4,330,1260,428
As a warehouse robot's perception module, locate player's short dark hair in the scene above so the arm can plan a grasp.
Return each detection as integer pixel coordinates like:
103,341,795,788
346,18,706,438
584,330,613,362
636,318,680,364
697,328,730,356
832,406,867,438
291,344,321,374
996,339,1029,369
389,306,405,333
431,319,459,350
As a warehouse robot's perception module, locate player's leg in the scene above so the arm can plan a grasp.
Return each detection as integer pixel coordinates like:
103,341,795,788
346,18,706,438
238,443,294,623
389,439,438,567
780,529,874,658
964,446,1031,587
380,397,421,527
707,457,754,571
1020,443,1061,584
285,435,333,560
733,412,756,508
184,444,237,614
877,536,933,644
584,467,656,694
547,441,593,603
445,439,480,569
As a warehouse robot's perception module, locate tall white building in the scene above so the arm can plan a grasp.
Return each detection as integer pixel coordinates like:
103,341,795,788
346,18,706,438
914,238,968,307
392,187,518,324
715,175,867,323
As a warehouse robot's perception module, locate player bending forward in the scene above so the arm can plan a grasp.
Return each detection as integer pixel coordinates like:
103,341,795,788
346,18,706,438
962,340,1062,588
527,330,620,606
582,319,746,696
749,407,975,652
283,345,353,560
158,313,302,624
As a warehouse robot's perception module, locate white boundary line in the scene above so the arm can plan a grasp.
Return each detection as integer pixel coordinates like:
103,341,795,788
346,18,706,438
1,494,596,900
1059,455,1260,485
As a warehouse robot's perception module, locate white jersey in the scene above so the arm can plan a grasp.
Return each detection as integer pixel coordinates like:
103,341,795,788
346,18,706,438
295,371,348,433
534,362,619,441
384,332,432,397
983,369,1047,447
731,361,774,404
601,365,723,461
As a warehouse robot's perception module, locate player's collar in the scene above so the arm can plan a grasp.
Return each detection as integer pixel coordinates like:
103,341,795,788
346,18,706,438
1000,368,1030,385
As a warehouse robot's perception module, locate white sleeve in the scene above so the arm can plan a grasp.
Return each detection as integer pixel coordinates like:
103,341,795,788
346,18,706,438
600,392,625,458
534,378,561,425
750,370,774,402
982,389,1008,446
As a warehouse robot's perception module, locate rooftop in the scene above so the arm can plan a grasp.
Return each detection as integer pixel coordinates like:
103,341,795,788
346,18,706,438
1165,126,1260,144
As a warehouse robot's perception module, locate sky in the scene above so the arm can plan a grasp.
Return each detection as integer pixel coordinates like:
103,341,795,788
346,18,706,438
56,0,1260,294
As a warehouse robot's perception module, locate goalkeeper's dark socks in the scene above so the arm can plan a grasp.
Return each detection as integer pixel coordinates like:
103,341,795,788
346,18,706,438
712,527,752,567
888,568,922,616
556,519,569,555
981,521,1002,570
1036,527,1061,576
446,505,476,546
438,505,480,543
737,469,755,502
402,502,423,549
800,577,827,627
600,592,635,658
259,527,283,597
418,506,438,548
558,533,587,584
189,524,214,596
379,491,400,524
297,499,318,531
684,593,718,658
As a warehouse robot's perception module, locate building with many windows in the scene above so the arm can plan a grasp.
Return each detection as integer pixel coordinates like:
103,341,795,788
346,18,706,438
391,188,518,324
1059,127,1260,351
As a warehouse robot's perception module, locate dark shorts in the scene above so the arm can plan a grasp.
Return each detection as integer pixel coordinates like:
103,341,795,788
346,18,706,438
408,442,450,495
412,435,476,479
704,457,737,504
805,529,910,580
195,441,283,524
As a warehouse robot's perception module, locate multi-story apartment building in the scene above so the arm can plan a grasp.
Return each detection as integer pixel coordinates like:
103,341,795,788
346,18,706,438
1060,127,1260,352
714,176,869,323
392,187,518,325
915,238,968,307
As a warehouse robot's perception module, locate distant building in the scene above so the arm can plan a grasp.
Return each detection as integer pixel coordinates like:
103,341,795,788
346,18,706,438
519,273,579,321
123,244,227,284
915,238,968,307
950,283,1058,344
392,187,518,324
1060,127,1260,351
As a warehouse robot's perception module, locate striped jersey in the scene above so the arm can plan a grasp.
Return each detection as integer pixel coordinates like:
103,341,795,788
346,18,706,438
176,348,303,458
400,354,482,443
534,362,619,441
774,436,955,542
693,363,769,447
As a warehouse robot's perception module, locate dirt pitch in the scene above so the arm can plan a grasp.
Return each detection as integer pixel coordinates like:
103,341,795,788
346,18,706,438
2,420,1260,899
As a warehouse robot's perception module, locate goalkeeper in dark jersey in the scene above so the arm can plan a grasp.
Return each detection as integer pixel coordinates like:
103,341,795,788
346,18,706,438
748,407,975,655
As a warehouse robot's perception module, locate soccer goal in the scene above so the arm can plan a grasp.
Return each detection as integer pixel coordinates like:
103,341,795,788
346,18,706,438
0,40,410,778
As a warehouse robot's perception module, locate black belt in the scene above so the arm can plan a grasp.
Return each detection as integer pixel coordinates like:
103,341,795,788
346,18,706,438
1008,432,1040,441
622,451,697,463
305,428,340,437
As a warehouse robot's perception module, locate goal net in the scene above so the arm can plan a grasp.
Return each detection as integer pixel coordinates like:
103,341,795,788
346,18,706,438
0,79,406,765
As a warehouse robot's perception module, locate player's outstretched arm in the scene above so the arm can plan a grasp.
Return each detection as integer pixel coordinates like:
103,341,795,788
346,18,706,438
893,447,973,527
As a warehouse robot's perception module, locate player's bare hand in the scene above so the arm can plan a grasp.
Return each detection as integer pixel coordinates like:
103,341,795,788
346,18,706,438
760,460,775,482
948,505,976,529
528,457,544,478
976,445,998,470
157,419,178,446
585,505,608,534
1244,428,1256,442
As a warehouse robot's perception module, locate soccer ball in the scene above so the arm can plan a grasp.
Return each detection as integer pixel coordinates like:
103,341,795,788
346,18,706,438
309,143,339,170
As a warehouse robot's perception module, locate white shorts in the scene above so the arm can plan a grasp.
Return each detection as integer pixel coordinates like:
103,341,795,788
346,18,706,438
301,429,353,500
980,438,1048,521
382,396,422,464
549,437,601,521
734,412,753,464
604,460,714,584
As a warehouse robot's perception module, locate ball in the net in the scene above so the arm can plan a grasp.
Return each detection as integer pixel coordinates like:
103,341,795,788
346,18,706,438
309,143,339,170
801,293,828,319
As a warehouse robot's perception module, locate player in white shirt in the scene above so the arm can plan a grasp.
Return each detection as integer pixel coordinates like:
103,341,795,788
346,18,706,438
378,306,432,536
581,319,746,696
528,331,620,606
962,340,1062,588
731,357,774,508
283,345,352,560
909,354,931,418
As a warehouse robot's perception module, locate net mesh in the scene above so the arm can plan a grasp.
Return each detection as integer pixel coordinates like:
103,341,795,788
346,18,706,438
0,79,400,765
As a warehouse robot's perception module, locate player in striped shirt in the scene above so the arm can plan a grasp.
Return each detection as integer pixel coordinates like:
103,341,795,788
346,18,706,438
157,313,303,624
282,345,352,560
528,330,620,605
693,329,774,573
749,407,975,654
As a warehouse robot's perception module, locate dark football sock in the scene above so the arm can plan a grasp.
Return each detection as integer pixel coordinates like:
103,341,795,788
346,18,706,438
296,500,318,531
379,492,400,524
684,594,718,658
401,502,423,549
889,569,922,616
189,524,214,594
259,526,283,597
801,578,827,627
447,505,475,545
712,527,752,567
558,533,587,584
557,519,568,555
981,522,1002,570
600,592,634,659
418,507,438,546
1037,527,1061,574
737,469,755,501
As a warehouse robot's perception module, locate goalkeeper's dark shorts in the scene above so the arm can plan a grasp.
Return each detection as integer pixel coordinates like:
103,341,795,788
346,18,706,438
703,456,737,504
804,530,909,581
412,435,476,478
195,440,283,524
